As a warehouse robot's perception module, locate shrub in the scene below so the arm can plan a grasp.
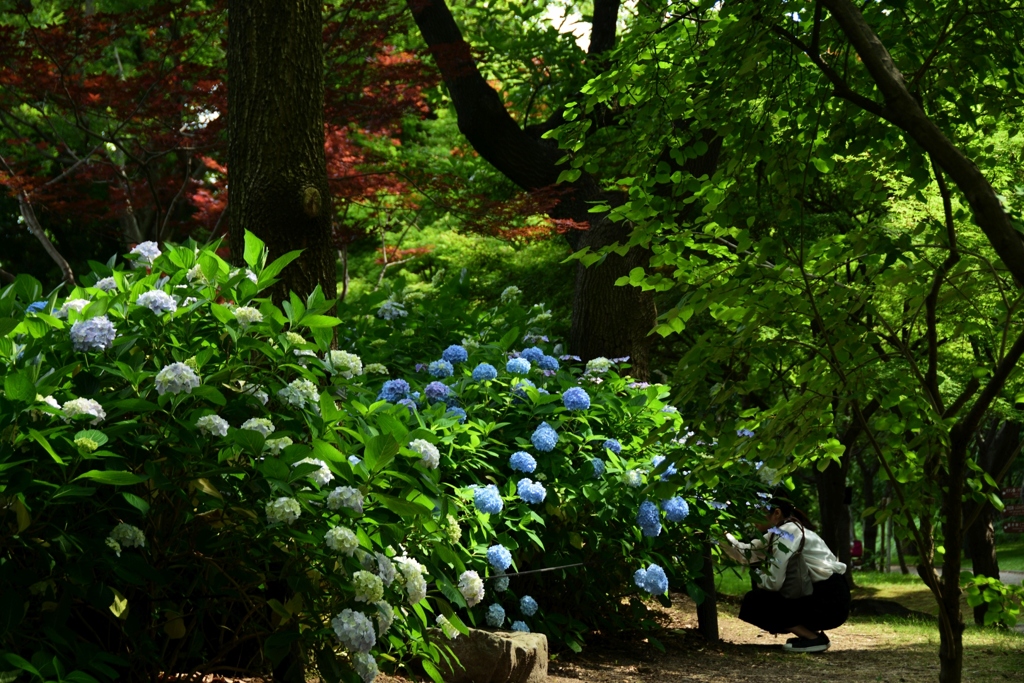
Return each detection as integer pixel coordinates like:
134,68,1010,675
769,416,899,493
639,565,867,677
0,234,769,682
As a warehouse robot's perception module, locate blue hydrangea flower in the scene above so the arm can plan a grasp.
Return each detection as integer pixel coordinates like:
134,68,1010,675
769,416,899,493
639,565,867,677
530,422,558,452
486,603,506,628
424,381,450,403
428,359,454,378
442,345,469,364
768,526,796,543
445,407,467,423
651,455,678,481
637,500,662,537
473,485,503,514
397,398,418,414
519,595,538,617
512,378,535,401
516,478,546,505
487,544,513,572
602,439,622,455
511,620,529,633
472,363,498,381
520,346,545,363
26,301,47,313
634,564,669,595
661,497,690,522
509,451,537,473
737,428,756,438
591,458,605,478
506,358,531,375
70,315,117,352
378,379,411,403
562,387,591,411
538,355,559,372
348,455,362,466
494,573,509,592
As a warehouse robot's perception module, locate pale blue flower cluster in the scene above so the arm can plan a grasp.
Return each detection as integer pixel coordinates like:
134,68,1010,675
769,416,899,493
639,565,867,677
487,544,513,572
424,381,449,403
602,438,622,455
428,359,454,378
634,564,669,595
26,301,47,313
661,497,690,522
519,595,538,617
530,422,558,452
130,240,161,265
506,357,530,375
538,355,559,372
511,620,529,632
494,573,509,592
442,344,468,364
651,454,678,481
636,500,662,537
486,603,506,627
520,346,545,363
509,451,537,473
591,458,605,478
446,407,468,423
70,315,117,352
737,428,756,437
516,478,546,505
562,387,591,410
136,290,177,315
768,526,796,543
331,609,376,653
474,484,503,514
378,379,411,402
472,363,498,381
155,362,201,396
511,378,535,401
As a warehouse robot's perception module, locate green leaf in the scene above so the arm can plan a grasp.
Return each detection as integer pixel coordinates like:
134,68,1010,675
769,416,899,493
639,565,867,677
229,428,266,456
243,230,266,269
190,385,226,406
4,370,35,403
0,317,18,338
122,492,150,514
374,493,431,517
298,314,341,328
27,428,63,465
498,326,520,351
75,429,109,448
74,470,149,486
261,250,303,283
312,439,346,462
421,659,444,683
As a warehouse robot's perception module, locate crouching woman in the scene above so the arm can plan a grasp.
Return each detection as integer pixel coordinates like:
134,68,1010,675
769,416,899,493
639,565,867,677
721,497,850,653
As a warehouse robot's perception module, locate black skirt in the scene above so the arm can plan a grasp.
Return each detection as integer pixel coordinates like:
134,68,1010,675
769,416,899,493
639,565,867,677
738,572,851,634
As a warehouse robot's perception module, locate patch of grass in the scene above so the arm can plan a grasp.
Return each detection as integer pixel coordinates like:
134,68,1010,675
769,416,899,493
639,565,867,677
994,534,1024,572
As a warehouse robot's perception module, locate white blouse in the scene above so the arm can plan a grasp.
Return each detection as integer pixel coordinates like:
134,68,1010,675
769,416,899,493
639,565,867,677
721,521,847,591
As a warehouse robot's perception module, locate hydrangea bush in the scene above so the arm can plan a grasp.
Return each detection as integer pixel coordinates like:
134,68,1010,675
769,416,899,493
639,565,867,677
0,235,770,682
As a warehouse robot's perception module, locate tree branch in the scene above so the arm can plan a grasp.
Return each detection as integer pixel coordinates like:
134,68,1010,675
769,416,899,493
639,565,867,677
18,192,74,288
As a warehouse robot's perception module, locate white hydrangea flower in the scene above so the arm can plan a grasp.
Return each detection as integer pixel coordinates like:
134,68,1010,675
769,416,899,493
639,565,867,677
277,378,319,409
758,465,780,486
238,268,258,284
353,570,385,603
196,414,229,437
352,651,379,683
376,298,407,320
182,296,198,306
233,306,263,328
458,570,485,607
500,286,522,304
409,439,440,469
265,497,301,525
331,609,376,653
436,614,460,640
37,394,60,410
625,470,643,487
585,357,612,374
241,418,275,437
326,350,363,378
293,457,333,487
70,316,117,352
106,523,145,557
374,552,396,586
155,362,200,396
363,363,388,375
95,277,118,292
61,398,106,425
185,264,209,284
375,601,394,637
136,290,177,315
284,332,306,346
327,486,364,513
325,526,359,555
265,437,293,455
54,298,89,319
130,241,161,266
394,556,427,604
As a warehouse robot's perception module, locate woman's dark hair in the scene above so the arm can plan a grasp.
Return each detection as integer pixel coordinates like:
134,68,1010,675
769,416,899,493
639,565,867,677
770,495,817,531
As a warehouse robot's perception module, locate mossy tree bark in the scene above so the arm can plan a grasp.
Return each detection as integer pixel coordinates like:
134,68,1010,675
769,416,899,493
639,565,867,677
228,0,335,301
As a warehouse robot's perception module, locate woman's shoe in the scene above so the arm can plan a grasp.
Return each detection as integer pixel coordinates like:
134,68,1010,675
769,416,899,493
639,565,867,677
783,632,830,653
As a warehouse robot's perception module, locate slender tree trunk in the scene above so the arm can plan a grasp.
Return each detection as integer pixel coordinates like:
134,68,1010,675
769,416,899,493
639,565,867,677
228,0,335,301
695,539,719,643
855,449,880,568
814,455,853,586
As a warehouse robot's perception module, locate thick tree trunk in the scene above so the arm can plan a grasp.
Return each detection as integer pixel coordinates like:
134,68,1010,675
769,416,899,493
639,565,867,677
405,0,661,378
814,455,853,586
855,449,880,567
228,0,335,300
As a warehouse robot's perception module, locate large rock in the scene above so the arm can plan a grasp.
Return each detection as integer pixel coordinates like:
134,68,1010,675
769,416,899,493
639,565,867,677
432,627,547,683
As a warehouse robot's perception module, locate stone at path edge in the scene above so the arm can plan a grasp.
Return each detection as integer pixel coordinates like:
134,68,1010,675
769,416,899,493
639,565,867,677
429,627,548,683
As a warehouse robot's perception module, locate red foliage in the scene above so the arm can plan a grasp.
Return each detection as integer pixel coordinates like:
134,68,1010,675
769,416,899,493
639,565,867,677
374,244,434,265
